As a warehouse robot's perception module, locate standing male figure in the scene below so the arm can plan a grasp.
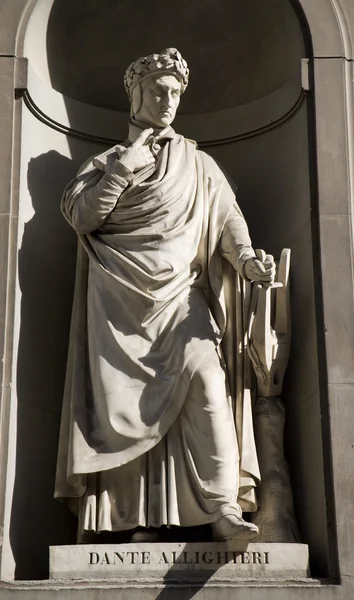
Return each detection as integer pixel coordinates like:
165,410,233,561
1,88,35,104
55,48,275,542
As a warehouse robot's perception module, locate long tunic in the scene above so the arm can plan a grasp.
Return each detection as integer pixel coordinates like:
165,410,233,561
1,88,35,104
54,124,260,532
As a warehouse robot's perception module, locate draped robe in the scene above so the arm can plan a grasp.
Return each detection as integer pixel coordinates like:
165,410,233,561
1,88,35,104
54,126,260,533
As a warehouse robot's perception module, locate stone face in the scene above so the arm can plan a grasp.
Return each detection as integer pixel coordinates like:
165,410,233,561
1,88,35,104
50,542,309,581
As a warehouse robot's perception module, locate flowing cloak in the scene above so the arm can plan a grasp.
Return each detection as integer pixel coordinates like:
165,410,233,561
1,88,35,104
54,132,260,513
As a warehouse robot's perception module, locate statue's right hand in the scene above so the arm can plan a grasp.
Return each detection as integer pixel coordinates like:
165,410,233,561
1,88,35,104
117,128,155,173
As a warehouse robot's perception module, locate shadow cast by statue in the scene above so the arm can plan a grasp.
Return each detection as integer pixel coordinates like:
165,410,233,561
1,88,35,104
154,539,251,600
10,151,79,579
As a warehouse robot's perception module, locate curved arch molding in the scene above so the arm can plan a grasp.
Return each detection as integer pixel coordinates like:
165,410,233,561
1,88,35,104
0,0,350,60
4,0,351,60
295,0,352,58
11,0,351,151
8,0,351,150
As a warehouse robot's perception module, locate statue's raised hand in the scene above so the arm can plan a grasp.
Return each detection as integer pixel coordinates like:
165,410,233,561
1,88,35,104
117,128,155,173
244,251,275,287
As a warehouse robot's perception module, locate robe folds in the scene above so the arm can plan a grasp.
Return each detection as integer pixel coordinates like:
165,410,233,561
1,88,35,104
54,127,260,532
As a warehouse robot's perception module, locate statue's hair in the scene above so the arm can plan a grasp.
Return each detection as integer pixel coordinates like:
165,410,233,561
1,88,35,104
124,48,189,100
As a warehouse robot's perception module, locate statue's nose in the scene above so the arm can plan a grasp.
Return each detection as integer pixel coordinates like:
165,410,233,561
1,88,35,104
161,102,172,112
163,92,174,106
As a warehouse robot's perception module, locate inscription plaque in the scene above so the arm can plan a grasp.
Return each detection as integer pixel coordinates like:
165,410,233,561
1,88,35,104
50,543,310,582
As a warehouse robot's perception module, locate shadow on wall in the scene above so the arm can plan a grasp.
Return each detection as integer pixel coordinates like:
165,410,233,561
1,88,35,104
152,539,251,600
10,151,79,580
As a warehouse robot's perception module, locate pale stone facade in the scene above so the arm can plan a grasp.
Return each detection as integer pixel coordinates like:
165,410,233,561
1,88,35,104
0,1,354,598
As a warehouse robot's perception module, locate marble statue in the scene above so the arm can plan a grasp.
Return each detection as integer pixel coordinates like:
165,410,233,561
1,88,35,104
54,48,276,543
249,249,300,542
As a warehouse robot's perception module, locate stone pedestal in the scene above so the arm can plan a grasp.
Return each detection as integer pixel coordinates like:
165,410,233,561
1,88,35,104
50,542,309,583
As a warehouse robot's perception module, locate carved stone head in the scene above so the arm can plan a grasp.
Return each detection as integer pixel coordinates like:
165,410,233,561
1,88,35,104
124,48,189,128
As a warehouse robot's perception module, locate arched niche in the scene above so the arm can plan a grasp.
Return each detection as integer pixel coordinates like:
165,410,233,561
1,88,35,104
22,0,307,143
0,0,345,585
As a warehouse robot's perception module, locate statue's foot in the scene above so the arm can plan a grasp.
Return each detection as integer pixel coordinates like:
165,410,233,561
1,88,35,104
212,514,259,542
130,528,161,543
